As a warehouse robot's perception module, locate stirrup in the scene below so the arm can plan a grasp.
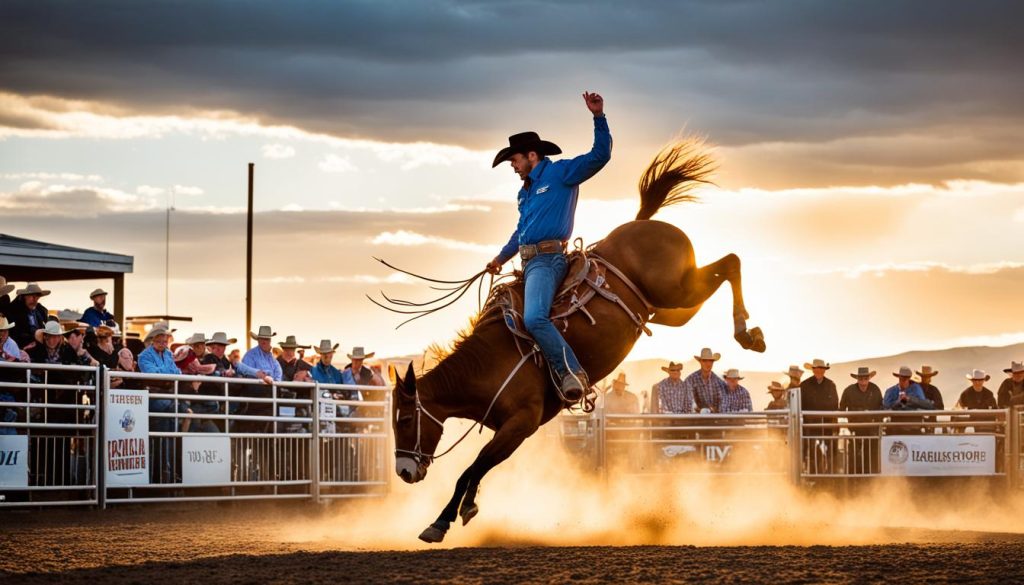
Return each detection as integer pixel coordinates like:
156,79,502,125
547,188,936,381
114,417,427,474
556,372,588,404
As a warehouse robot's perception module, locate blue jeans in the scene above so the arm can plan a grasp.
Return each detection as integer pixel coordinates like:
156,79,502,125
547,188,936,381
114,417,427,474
523,252,583,380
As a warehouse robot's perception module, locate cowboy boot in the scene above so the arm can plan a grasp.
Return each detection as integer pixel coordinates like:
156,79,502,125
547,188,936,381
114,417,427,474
559,371,588,403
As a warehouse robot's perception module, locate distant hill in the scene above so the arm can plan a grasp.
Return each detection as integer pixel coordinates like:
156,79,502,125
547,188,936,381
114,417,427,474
599,343,1024,411
380,343,1024,411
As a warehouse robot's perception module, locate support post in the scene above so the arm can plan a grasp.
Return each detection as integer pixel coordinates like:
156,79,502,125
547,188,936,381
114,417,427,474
245,163,254,350
788,388,802,487
112,274,125,333
311,382,321,504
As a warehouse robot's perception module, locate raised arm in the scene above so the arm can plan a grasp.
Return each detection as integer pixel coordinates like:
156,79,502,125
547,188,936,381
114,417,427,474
558,92,612,186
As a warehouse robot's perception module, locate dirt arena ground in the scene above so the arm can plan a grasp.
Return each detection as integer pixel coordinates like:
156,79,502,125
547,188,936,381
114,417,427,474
3,504,1024,584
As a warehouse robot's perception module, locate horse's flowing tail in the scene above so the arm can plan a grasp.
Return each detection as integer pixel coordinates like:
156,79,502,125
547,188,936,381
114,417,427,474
636,138,716,220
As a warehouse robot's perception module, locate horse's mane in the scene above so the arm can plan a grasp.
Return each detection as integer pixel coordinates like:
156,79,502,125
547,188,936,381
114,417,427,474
635,137,716,221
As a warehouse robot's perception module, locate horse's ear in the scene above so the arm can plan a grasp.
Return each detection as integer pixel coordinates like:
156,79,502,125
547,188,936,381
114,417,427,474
403,362,417,392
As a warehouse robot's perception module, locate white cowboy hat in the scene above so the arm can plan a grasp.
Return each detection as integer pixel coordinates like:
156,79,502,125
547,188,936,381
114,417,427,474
89,288,108,299
0,315,15,330
916,365,939,377
850,366,877,380
723,368,744,380
892,366,914,378
34,320,73,343
56,309,83,322
767,381,787,393
1003,362,1024,374
205,332,237,346
279,335,310,350
144,326,170,343
612,372,628,385
184,332,207,346
805,359,830,370
693,348,721,361
347,346,375,360
661,361,683,373
249,325,276,340
315,339,340,355
0,276,14,297
16,282,50,298
966,369,991,381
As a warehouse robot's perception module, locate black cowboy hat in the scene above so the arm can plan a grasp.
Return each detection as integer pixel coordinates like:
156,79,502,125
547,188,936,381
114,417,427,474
491,131,562,168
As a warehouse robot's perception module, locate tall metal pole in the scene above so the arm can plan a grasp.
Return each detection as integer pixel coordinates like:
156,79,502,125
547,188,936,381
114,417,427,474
246,163,254,350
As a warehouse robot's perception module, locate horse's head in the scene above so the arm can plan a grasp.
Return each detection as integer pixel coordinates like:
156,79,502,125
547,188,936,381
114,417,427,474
393,363,444,484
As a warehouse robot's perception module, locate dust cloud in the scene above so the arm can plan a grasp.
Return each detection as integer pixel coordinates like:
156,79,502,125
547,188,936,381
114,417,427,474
282,418,1024,550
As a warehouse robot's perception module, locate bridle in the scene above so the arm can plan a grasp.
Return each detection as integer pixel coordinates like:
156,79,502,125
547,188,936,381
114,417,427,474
394,390,445,467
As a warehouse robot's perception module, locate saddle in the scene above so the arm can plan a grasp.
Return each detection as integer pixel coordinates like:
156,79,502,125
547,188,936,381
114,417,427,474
479,247,655,407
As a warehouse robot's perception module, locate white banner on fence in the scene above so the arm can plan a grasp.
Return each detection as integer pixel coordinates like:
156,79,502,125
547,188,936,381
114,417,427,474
881,435,996,476
0,435,29,486
105,389,149,486
182,436,230,485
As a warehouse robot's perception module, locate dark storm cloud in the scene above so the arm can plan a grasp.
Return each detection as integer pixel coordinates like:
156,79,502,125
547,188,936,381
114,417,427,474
2,1,1023,149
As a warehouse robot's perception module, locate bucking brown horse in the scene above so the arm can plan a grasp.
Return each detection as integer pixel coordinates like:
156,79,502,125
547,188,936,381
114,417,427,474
389,140,765,543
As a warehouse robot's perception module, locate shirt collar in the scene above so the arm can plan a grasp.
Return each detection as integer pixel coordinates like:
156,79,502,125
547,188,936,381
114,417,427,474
528,158,550,182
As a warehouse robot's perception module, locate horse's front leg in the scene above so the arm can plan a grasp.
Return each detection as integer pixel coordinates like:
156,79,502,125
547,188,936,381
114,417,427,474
418,415,539,543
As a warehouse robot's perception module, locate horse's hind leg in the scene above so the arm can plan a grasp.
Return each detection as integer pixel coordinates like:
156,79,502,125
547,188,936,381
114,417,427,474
656,253,765,352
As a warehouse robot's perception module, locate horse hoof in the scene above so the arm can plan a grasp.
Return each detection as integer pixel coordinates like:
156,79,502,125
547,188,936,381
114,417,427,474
418,524,447,544
749,327,766,352
460,503,479,526
734,329,755,350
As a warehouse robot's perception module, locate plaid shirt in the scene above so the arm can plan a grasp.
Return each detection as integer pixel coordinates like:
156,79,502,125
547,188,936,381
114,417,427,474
656,377,694,413
720,385,753,413
683,370,726,412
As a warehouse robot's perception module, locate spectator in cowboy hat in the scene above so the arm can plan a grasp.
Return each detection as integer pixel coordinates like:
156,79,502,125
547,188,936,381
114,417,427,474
784,365,805,389
278,335,312,382
840,367,883,472
915,365,944,410
7,282,50,349
603,372,639,415
0,275,14,316
81,288,114,327
841,367,883,412
311,340,357,428
883,366,933,410
241,325,281,383
765,381,789,410
799,358,839,472
957,369,998,410
720,369,752,413
997,362,1024,408
0,315,28,364
682,348,727,413
651,361,693,414
174,332,208,360
87,322,126,369
342,346,384,387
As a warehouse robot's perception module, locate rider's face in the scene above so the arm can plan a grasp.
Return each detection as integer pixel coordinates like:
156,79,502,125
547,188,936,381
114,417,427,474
509,152,537,180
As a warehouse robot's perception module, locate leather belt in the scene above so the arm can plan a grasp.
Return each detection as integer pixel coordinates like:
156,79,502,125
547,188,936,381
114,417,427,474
519,239,567,262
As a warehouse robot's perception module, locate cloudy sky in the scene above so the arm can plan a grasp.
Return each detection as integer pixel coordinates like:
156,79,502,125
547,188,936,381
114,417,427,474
1,1,1022,372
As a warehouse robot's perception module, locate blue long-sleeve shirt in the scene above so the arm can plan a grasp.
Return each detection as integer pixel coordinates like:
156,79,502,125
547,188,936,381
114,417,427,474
241,347,283,381
883,383,933,410
137,346,181,375
497,115,612,263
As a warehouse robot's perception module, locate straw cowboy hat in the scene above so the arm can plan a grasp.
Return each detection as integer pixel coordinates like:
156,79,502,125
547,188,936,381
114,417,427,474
767,381,787,394
56,310,88,332
611,372,628,386
34,320,73,343
723,368,744,380
144,326,170,343
916,365,939,378
89,288,108,299
850,366,877,380
0,276,14,297
491,131,562,168
347,346,375,360
805,358,830,370
893,366,914,378
0,315,15,330
279,335,310,350
661,361,684,373
966,369,991,381
16,282,50,298
249,325,276,340
183,332,208,346
314,339,340,355
783,365,805,378
694,348,721,361
1003,361,1024,374
205,332,237,346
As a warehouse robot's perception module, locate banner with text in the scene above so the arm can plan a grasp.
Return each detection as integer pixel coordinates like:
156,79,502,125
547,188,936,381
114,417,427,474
105,389,149,486
881,435,996,476
182,436,230,485
0,435,29,487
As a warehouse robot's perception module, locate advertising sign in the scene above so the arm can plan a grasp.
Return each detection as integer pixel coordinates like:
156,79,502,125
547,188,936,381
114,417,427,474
182,435,230,485
105,389,149,486
0,435,29,487
881,435,996,476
